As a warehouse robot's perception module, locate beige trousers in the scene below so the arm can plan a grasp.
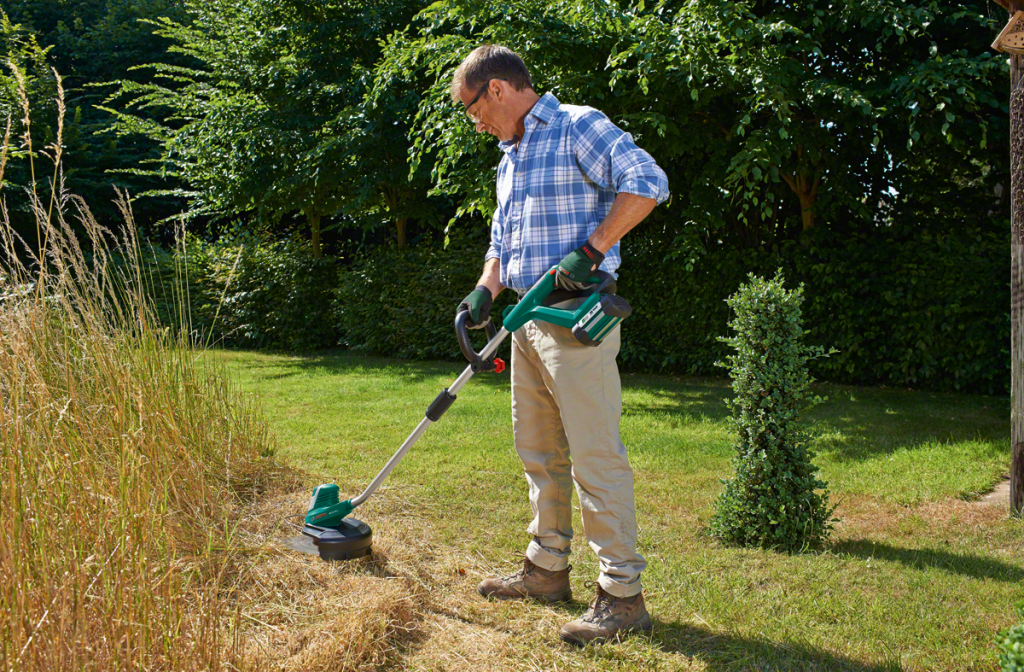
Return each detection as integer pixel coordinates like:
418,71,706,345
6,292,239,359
511,301,645,598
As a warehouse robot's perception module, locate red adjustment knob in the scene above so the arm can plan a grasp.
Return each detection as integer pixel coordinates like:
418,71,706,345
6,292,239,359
493,358,506,374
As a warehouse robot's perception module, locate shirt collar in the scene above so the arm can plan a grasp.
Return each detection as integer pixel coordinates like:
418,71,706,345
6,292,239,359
498,92,560,154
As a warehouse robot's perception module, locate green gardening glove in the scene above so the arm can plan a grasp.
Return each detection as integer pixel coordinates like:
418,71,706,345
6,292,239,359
457,285,493,329
555,241,605,291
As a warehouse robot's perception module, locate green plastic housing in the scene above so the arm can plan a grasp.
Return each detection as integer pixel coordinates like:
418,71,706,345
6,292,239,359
501,269,602,332
304,483,354,528
501,268,627,345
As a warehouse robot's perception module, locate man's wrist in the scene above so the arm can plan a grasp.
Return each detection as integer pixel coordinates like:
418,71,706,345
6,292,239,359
474,284,493,299
586,234,612,256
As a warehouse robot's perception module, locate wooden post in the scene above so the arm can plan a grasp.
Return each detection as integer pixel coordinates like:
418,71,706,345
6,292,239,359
1013,54,1024,515
1004,1,1024,515
992,0,1024,514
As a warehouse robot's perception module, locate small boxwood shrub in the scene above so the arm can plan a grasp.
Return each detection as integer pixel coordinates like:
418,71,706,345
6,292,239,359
710,271,835,552
998,605,1024,672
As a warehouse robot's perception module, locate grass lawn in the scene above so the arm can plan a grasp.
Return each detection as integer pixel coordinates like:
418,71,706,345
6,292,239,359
212,349,1022,671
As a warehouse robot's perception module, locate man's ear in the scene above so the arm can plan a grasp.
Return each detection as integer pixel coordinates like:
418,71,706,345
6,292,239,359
491,79,505,101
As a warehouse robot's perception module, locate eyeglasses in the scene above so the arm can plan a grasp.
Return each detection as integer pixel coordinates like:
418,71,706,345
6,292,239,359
463,79,492,122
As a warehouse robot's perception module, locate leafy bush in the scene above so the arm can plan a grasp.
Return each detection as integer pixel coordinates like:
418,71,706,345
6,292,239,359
142,232,340,350
710,271,834,552
998,605,1024,672
134,216,1008,398
334,242,516,361
618,221,1009,395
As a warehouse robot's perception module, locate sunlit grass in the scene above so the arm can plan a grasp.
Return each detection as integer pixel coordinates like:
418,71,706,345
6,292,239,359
215,349,1019,671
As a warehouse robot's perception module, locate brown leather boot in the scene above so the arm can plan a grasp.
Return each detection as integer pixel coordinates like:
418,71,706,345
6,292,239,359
477,558,571,602
558,583,651,646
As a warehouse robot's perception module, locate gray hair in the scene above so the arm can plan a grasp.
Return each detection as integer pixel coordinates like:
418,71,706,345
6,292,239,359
450,44,533,103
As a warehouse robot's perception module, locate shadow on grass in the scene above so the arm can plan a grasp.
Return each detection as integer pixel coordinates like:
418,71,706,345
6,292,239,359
830,539,1023,583
618,372,1009,466
228,349,1010,465
234,348,511,388
650,619,902,671
621,378,733,424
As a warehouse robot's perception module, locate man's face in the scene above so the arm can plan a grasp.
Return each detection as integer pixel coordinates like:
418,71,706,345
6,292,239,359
459,79,516,142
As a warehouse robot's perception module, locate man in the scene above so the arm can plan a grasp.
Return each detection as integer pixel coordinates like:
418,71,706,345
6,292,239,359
451,45,669,646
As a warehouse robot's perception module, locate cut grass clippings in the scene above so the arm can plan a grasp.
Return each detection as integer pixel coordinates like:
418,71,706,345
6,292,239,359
216,349,1022,671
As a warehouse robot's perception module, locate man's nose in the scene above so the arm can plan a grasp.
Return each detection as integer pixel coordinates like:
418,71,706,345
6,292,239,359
475,120,487,133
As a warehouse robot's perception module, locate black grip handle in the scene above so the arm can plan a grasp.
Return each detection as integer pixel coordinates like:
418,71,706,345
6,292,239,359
455,310,498,368
587,270,618,297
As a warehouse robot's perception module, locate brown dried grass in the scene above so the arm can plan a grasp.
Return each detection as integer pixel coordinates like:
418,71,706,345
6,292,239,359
0,64,280,671
232,492,426,671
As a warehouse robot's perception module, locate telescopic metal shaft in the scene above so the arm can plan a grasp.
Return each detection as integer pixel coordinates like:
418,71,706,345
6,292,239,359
350,327,509,507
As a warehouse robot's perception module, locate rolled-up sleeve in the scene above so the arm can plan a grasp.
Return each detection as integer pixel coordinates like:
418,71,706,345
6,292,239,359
485,205,503,261
571,109,670,204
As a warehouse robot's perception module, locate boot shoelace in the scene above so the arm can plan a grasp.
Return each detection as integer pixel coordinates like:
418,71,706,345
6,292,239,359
582,581,616,623
506,557,535,582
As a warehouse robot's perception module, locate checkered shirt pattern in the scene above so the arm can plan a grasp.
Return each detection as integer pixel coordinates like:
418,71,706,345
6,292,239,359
485,92,670,294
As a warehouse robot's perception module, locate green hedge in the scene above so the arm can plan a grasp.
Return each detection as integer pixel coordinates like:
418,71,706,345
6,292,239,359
334,244,516,361
141,233,339,350
137,220,1009,395
618,224,1009,395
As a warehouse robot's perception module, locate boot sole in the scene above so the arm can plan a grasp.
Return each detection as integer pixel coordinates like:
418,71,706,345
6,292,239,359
558,616,652,647
477,586,572,603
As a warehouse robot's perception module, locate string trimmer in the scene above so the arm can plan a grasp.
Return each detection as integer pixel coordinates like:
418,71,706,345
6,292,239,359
288,267,631,561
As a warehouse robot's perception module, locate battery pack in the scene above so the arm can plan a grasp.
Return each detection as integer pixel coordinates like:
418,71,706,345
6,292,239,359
572,294,632,346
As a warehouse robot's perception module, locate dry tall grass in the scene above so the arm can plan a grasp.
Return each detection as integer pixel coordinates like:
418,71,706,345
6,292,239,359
0,69,277,670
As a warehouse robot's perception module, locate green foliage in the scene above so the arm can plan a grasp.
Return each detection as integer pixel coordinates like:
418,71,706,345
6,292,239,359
2,0,190,228
0,11,56,209
374,0,1007,251
142,232,339,350
710,271,834,552
102,0,436,253
335,241,515,360
998,605,1024,672
618,221,1009,395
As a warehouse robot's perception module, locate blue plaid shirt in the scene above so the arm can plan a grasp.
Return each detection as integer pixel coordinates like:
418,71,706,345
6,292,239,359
485,92,670,294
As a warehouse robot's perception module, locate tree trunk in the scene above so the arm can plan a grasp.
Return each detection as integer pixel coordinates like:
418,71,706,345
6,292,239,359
307,210,322,259
1011,49,1024,515
397,217,407,250
781,169,820,231
798,193,815,231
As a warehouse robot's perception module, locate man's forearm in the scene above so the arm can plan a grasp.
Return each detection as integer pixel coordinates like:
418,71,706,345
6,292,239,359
477,257,505,297
587,192,658,254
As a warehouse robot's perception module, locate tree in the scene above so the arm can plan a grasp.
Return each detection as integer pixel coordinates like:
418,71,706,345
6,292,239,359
103,0,437,256
374,0,1007,256
2,0,191,230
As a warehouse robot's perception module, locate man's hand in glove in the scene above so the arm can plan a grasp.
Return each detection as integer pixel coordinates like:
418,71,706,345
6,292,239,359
457,285,493,329
555,241,605,292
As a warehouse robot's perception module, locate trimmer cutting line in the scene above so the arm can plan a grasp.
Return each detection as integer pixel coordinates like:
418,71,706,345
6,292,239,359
287,267,631,562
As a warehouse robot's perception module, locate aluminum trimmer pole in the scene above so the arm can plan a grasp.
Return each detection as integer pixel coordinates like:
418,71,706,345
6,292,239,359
350,327,509,508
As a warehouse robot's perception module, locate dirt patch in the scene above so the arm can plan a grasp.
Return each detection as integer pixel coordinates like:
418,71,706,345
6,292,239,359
828,487,1020,565
979,474,1011,506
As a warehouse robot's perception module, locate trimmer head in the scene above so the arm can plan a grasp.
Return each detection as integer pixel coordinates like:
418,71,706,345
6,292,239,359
284,484,372,561
300,519,372,561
